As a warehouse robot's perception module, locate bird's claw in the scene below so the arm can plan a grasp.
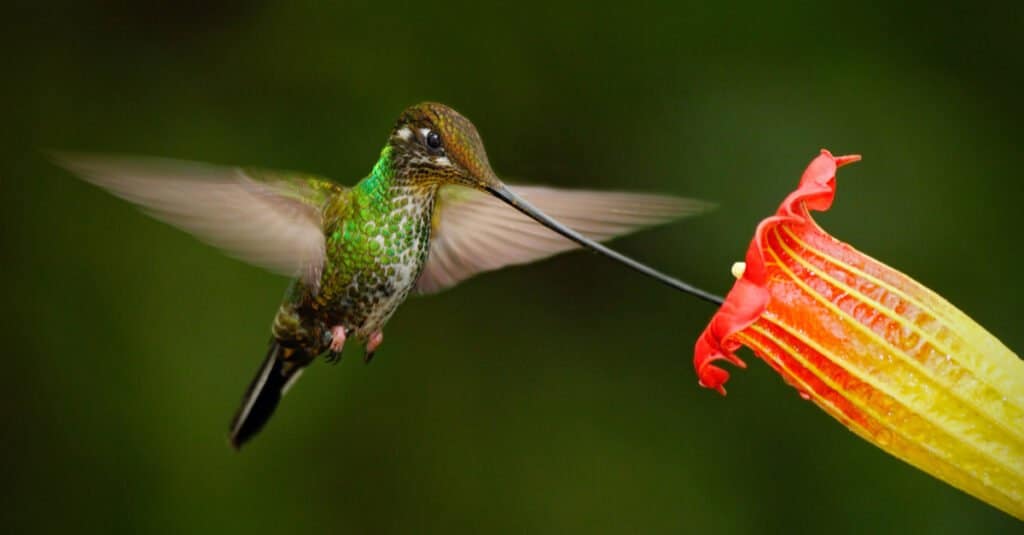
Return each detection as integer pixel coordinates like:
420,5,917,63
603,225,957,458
364,331,383,364
324,325,347,364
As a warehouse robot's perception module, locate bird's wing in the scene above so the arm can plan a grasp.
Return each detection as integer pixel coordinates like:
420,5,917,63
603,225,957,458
415,184,712,294
55,153,336,286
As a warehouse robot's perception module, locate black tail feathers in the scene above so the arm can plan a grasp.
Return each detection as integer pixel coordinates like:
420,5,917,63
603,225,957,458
229,342,308,449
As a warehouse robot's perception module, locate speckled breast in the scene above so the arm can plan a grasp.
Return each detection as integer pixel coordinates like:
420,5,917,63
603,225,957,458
314,185,437,340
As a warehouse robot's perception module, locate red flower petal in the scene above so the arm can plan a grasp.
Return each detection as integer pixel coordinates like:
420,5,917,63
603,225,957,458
694,150,860,394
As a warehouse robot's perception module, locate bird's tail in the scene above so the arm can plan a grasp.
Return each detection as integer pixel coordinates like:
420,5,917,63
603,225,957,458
229,341,308,449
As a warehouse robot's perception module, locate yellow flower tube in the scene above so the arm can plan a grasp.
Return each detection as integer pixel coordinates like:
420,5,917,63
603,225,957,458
694,150,1024,520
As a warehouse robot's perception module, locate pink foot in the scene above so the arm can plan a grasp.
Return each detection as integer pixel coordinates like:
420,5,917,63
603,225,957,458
364,331,383,364
329,325,347,352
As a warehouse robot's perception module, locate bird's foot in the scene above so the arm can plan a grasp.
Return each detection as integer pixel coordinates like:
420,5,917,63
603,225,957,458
324,325,347,364
364,331,383,364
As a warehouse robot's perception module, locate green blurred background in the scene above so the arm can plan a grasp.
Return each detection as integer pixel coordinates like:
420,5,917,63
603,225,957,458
2,1,1021,533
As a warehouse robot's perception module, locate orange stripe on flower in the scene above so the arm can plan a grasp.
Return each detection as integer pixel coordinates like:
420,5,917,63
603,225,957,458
693,150,1024,520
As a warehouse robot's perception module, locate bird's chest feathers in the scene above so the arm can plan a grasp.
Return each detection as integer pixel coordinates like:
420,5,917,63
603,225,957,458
317,185,436,330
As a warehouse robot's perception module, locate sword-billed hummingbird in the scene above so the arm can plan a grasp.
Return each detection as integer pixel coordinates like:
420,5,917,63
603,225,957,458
57,102,720,449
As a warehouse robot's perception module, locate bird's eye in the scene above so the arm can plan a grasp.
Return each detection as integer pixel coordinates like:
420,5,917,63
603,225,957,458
426,130,443,150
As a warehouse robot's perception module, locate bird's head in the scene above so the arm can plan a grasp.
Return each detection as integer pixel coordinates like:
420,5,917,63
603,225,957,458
387,102,570,234
388,101,502,191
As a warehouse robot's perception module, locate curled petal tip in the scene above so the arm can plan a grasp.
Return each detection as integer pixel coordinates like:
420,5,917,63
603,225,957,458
835,154,862,167
697,365,730,396
695,345,749,396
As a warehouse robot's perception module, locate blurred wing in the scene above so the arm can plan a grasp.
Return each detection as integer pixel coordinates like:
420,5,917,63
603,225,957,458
55,153,332,285
415,184,712,294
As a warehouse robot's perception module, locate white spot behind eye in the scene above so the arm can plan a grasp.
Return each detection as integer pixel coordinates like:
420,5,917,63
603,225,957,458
396,127,412,141
419,128,431,139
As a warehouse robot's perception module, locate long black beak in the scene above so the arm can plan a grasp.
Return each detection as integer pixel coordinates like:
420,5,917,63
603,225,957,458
486,185,724,306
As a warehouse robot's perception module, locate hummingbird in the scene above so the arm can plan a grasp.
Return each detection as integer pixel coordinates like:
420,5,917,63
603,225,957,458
57,102,720,449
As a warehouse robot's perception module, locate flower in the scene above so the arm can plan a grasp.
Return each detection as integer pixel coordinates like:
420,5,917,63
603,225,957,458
694,150,1024,520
